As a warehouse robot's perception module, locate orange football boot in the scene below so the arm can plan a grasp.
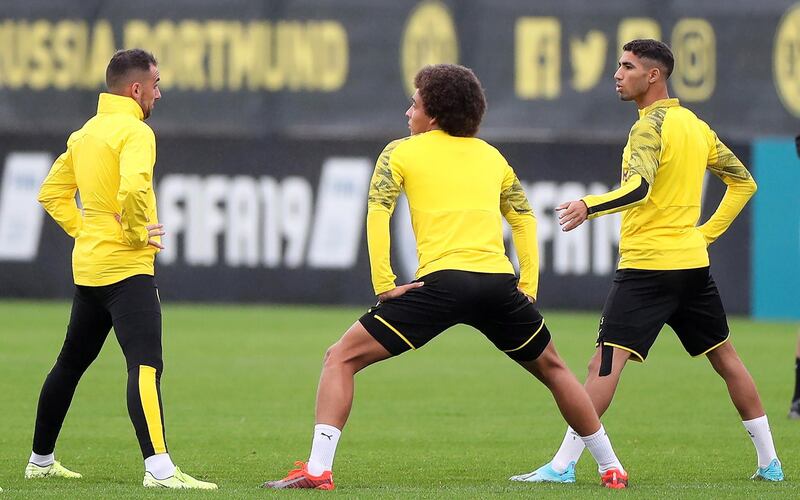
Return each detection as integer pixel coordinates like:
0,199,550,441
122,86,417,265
600,467,628,489
261,461,334,490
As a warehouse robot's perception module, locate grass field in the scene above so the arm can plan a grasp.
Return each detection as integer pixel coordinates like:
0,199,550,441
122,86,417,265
0,300,796,498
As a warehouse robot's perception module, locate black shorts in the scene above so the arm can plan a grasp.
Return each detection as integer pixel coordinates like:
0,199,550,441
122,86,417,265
359,270,551,362
597,267,729,362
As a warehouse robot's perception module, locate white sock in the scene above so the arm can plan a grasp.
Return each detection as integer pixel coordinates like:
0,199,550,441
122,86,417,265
307,424,341,476
144,452,176,480
550,427,586,473
742,415,779,468
580,425,624,473
29,452,54,467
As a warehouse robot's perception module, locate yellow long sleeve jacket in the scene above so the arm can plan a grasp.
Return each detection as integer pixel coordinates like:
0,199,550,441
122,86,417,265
38,93,160,286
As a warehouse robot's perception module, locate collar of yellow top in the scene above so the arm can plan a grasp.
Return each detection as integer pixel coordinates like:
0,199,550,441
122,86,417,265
96,93,144,121
638,97,680,118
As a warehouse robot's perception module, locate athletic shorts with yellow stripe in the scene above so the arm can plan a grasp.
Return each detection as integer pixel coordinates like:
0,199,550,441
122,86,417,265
597,267,729,362
359,270,551,361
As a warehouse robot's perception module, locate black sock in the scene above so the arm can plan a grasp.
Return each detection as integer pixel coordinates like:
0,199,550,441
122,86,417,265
793,358,800,402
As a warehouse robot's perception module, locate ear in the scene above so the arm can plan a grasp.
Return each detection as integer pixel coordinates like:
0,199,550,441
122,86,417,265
131,82,141,97
648,67,661,84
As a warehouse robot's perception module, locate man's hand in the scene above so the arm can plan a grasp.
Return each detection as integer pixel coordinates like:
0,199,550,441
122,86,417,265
114,214,165,249
517,287,536,304
378,282,424,302
145,223,166,249
696,225,713,247
556,200,589,232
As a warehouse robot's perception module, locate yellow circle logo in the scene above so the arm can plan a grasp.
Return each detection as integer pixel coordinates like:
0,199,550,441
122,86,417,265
774,3,800,117
400,1,459,95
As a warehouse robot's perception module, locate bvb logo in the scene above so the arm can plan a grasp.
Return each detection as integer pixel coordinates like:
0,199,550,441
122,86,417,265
774,3,800,117
400,1,459,95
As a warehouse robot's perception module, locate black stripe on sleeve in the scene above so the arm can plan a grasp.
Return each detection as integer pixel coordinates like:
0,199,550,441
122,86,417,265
587,178,650,215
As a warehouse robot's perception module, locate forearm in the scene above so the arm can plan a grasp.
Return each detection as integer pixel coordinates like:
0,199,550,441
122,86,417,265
118,127,157,248
118,183,151,248
366,208,396,295
38,196,82,238
582,174,650,219
508,212,539,298
38,151,81,238
698,177,756,244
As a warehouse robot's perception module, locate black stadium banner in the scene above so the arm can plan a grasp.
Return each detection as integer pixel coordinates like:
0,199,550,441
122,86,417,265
0,136,752,313
0,0,768,312
0,0,797,141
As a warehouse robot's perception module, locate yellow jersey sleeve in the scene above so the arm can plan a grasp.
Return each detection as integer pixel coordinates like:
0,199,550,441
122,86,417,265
38,145,82,239
500,166,539,299
118,124,156,249
582,114,662,218
625,114,663,185
698,130,757,245
366,139,407,295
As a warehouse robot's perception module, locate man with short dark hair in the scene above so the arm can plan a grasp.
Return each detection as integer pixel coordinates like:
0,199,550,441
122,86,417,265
262,63,629,490
27,48,217,489
511,39,783,484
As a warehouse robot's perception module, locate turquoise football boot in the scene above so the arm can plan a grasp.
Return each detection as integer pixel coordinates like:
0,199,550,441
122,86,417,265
751,459,784,482
510,461,576,483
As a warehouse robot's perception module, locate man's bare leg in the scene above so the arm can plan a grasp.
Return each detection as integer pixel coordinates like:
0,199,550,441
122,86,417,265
315,321,392,428
263,321,391,488
513,343,628,487
706,341,781,479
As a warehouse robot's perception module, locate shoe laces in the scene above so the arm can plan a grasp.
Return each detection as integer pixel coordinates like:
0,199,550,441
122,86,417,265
286,461,308,477
602,468,626,480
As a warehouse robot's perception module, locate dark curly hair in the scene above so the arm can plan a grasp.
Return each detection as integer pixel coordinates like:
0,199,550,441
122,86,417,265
106,48,157,91
622,39,674,79
414,64,486,137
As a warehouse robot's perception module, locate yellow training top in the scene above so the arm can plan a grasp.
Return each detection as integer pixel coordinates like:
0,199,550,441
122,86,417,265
582,98,756,270
367,129,539,297
38,93,160,286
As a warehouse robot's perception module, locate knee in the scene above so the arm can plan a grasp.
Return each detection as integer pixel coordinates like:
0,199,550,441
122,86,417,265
707,344,740,375
537,349,565,373
322,341,363,374
709,354,740,379
322,342,344,368
120,338,163,374
531,348,568,385
126,357,163,375
586,354,602,378
55,349,94,376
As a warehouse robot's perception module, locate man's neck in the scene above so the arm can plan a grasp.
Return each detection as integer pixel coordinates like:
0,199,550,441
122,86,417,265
635,87,670,109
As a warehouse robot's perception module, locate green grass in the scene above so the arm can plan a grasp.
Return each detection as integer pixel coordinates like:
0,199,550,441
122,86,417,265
0,300,796,498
